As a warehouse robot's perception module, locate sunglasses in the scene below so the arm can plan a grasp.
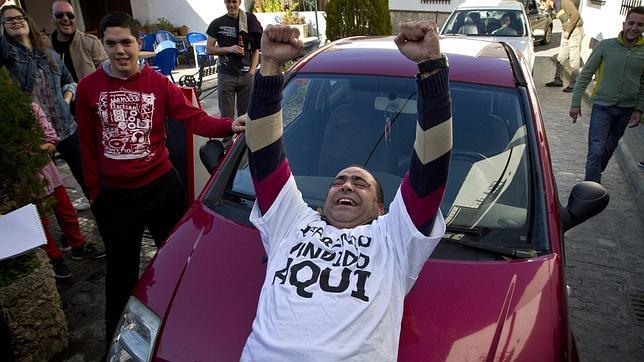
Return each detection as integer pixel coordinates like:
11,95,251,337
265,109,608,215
3,15,26,24
54,11,75,20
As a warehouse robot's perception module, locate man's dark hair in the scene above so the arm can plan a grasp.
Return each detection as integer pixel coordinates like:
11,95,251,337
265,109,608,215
99,12,140,40
346,164,385,205
626,6,644,18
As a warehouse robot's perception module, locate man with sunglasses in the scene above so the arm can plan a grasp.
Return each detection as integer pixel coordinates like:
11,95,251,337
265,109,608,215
48,0,107,212
49,0,106,83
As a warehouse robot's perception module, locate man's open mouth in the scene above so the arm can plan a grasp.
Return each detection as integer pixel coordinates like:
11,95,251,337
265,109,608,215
337,198,357,206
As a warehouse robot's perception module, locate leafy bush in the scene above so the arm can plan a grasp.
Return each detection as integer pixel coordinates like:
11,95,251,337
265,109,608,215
143,17,176,33
325,0,392,41
0,67,48,214
0,253,40,288
253,0,283,12
281,2,306,24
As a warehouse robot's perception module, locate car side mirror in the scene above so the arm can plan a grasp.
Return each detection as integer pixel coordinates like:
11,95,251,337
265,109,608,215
199,139,225,174
560,181,609,232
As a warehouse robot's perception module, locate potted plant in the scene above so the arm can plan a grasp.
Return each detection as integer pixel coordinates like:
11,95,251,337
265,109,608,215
0,66,69,360
280,2,308,38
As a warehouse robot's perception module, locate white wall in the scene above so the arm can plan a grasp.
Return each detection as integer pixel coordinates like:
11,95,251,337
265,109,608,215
131,0,229,34
579,0,624,41
390,0,466,12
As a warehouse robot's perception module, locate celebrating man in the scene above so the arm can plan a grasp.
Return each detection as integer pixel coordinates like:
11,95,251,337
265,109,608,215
241,21,451,360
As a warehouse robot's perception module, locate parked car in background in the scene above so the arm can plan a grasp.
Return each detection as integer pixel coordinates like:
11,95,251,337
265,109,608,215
520,0,555,45
440,0,552,71
107,34,607,361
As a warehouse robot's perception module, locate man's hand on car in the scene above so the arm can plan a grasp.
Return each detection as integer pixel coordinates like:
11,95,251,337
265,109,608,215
260,24,304,76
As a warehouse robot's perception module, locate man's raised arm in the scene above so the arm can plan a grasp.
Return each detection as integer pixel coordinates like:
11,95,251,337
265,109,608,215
246,25,303,215
395,21,452,236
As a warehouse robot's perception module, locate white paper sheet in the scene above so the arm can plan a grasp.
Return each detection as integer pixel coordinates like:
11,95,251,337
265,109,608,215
0,204,47,261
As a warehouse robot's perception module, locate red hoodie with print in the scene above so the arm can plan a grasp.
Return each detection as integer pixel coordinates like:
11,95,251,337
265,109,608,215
76,64,234,200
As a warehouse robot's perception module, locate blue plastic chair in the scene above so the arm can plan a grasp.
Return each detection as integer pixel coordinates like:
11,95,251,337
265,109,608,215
141,33,156,51
153,47,179,82
155,40,176,52
155,30,188,64
186,32,208,65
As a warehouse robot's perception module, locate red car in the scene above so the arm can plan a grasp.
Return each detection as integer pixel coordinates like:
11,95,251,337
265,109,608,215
107,37,608,361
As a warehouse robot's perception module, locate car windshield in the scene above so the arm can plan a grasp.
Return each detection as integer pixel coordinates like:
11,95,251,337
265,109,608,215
209,74,542,260
442,9,526,37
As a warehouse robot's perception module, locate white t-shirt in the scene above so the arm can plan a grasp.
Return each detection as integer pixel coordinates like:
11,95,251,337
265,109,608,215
241,176,445,361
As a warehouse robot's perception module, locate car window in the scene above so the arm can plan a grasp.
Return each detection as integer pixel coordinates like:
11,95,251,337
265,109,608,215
442,9,527,37
208,74,539,259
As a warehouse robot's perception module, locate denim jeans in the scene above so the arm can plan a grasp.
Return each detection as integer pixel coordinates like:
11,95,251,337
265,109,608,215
585,104,632,183
57,130,87,197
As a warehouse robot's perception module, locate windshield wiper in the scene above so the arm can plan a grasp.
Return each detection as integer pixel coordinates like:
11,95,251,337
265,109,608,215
442,231,538,259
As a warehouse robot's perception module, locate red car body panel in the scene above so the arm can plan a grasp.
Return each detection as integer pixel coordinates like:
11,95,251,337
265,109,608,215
131,37,574,360
136,203,567,361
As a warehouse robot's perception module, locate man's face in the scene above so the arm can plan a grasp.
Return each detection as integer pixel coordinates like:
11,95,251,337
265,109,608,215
323,167,384,229
225,0,241,17
501,16,511,26
50,1,76,37
2,8,29,39
623,12,644,43
102,26,140,79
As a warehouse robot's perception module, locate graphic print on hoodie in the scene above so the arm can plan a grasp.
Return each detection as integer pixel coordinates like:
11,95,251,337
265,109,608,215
99,90,156,160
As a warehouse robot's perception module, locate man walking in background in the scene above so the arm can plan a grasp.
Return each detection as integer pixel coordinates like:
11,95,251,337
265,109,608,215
544,0,583,92
206,0,262,144
49,0,107,211
569,6,644,183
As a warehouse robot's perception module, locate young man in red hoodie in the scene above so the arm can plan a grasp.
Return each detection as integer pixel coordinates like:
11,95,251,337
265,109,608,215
75,12,246,344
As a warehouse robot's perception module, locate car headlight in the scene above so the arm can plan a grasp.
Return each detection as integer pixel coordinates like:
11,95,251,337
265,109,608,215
107,296,161,362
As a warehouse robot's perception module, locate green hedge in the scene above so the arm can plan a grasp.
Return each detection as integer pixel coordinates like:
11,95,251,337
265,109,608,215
325,0,392,41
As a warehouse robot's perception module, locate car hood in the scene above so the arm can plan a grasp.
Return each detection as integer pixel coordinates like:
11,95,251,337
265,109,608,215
135,203,568,361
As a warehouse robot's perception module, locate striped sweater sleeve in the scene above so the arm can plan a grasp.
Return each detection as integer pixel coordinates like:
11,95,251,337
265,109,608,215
400,68,452,236
246,73,291,215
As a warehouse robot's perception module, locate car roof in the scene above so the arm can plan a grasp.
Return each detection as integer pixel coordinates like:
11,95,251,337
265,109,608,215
456,0,524,10
291,36,517,88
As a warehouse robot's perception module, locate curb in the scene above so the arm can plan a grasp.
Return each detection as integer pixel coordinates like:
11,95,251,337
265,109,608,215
555,57,644,217
614,134,644,217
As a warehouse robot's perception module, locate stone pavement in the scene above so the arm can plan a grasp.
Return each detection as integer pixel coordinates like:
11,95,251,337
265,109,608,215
534,34,644,360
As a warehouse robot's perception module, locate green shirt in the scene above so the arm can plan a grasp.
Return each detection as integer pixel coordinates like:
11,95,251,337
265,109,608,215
571,33,644,112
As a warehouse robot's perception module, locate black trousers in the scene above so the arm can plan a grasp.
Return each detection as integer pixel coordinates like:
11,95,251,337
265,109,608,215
57,130,88,197
91,169,186,345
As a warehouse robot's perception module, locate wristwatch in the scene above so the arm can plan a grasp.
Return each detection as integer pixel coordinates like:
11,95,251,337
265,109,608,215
417,54,449,73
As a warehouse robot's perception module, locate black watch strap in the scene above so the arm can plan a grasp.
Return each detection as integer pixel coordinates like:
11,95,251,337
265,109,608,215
417,55,448,73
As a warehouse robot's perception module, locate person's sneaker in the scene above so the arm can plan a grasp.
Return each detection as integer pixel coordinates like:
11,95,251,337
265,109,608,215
73,196,91,211
72,243,106,260
638,161,644,168
51,259,71,279
563,85,574,92
545,80,563,87
59,235,71,252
